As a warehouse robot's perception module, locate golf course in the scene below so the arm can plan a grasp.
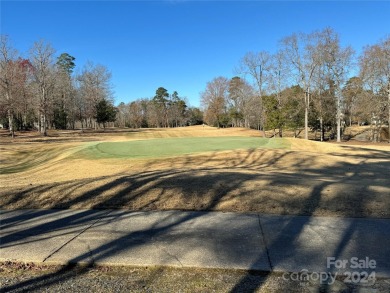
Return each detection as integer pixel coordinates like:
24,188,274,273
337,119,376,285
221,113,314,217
1,125,389,218
77,136,290,159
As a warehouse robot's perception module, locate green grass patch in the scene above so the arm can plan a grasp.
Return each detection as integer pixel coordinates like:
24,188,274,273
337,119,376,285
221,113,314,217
75,137,290,159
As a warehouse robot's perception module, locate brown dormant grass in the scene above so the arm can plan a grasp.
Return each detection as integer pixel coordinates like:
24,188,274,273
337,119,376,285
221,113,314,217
1,126,389,218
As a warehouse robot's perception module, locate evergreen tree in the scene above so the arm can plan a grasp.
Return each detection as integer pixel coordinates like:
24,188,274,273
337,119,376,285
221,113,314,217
95,99,116,128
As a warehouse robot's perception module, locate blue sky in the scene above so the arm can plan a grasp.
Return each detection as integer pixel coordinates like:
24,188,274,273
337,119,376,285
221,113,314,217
1,1,389,107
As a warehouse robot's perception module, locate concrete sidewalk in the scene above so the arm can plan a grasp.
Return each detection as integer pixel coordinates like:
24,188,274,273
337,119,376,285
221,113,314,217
1,209,389,278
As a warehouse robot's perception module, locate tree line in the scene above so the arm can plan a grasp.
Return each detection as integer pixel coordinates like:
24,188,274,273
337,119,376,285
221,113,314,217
115,87,203,129
201,27,390,142
2,28,389,142
0,35,205,137
0,36,116,137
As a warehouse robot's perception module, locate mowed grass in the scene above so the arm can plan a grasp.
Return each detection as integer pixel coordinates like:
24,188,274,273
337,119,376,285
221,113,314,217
1,126,389,218
76,137,291,159
0,143,82,175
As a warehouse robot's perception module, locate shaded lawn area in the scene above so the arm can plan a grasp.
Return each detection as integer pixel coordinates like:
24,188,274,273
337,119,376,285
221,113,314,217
1,132,388,218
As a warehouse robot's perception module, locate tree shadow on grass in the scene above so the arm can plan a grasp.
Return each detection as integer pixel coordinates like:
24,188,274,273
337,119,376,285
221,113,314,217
1,147,389,292
2,147,388,217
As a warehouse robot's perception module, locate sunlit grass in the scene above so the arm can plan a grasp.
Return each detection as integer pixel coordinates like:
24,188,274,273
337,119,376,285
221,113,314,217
75,137,291,159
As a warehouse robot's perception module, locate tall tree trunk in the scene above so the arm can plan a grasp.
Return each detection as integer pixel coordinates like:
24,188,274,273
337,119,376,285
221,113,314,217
370,119,376,142
336,94,341,142
7,109,14,138
388,83,390,143
261,102,266,137
5,92,14,138
336,117,341,142
23,114,27,131
304,88,310,140
42,112,47,136
378,121,383,142
304,106,308,140
350,116,352,127
40,88,47,136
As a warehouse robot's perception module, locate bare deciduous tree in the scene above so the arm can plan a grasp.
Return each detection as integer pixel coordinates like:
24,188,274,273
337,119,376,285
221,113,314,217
227,76,255,128
237,51,271,136
77,62,113,129
130,100,147,128
359,36,390,142
342,77,365,126
30,40,57,136
0,35,21,137
267,51,291,137
281,32,321,140
317,28,354,142
201,76,229,127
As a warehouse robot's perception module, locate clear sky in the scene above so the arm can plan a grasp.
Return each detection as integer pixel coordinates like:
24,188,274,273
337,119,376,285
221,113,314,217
1,1,389,107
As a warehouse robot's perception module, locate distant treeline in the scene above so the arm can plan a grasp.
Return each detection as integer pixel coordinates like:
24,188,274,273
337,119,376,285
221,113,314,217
1,28,389,142
200,27,389,142
115,87,203,128
0,36,119,137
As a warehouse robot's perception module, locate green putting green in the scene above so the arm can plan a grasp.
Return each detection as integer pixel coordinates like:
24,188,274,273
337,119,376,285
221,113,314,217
77,137,290,159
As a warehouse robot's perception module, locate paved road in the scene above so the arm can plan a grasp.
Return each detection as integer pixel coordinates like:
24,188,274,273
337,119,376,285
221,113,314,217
1,210,389,278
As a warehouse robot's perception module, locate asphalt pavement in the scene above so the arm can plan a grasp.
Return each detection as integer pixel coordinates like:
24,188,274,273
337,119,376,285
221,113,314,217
1,209,389,278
